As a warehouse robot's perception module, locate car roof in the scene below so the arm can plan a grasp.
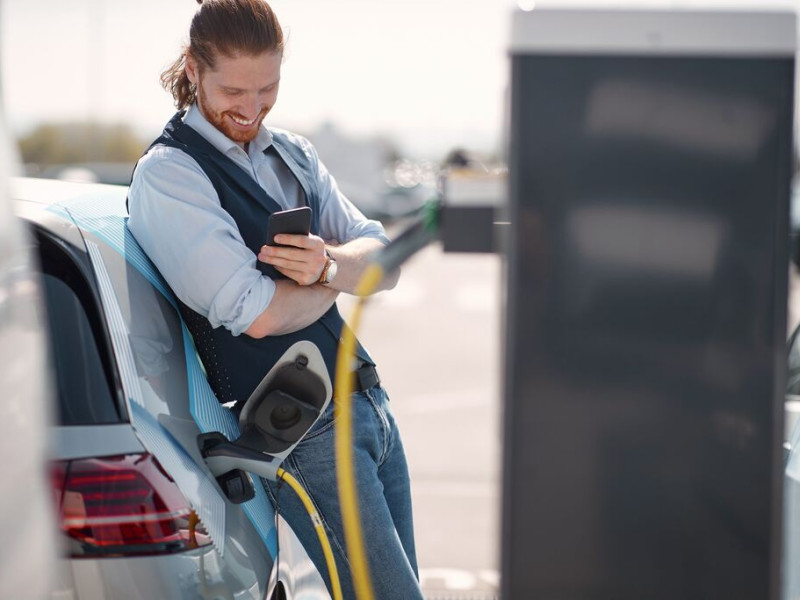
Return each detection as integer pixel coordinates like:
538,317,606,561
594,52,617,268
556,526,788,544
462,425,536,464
12,177,129,248
12,177,128,208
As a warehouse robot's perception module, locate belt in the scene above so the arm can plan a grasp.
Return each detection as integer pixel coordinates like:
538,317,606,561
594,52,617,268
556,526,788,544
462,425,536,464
353,363,380,392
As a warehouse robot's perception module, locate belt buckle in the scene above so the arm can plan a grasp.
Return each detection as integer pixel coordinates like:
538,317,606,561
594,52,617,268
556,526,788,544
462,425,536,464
356,363,378,392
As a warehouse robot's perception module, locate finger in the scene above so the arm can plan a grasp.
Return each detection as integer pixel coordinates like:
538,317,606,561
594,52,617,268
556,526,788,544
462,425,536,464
259,245,307,265
261,254,306,270
273,233,313,248
260,244,326,276
273,233,327,251
266,253,322,281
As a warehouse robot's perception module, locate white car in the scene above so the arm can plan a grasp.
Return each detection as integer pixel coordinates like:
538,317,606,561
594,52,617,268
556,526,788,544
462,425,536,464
13,177,331,600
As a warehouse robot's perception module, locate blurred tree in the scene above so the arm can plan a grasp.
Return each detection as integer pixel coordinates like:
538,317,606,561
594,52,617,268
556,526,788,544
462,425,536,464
17,122,148,166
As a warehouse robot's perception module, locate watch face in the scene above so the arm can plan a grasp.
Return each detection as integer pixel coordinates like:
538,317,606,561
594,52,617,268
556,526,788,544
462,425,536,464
326,260,338,283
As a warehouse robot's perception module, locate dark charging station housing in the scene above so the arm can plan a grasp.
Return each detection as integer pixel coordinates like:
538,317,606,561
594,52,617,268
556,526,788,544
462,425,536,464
503,9,795,600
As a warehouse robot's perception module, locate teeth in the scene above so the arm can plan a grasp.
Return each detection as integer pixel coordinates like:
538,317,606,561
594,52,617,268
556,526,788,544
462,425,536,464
230,115,255,126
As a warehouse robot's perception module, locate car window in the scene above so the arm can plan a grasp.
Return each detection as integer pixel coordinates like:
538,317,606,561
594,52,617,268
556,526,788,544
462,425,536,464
89,230,193,422
35,230,122,425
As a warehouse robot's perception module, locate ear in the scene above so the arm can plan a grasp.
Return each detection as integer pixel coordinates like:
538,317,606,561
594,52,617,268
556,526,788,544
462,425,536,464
185,52,199,85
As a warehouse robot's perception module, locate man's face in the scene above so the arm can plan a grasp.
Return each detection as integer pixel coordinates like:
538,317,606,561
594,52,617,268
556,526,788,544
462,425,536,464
186,51,282,144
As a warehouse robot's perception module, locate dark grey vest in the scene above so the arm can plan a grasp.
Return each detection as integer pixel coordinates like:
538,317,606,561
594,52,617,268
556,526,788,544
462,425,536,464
146,112,372,405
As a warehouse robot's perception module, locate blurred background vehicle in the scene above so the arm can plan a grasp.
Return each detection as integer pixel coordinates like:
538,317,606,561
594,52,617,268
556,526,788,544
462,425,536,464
0,22,58,597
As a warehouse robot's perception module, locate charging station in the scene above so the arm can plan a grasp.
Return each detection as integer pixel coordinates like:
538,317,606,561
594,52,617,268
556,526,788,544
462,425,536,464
502,7,795,599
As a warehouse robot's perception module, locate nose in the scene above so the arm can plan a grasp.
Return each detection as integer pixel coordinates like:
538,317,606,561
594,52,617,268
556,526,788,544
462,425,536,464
240,94,262,121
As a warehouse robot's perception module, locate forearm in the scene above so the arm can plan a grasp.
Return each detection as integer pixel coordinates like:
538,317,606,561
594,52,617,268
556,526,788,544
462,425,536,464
245,279,339,338
326,237,400,295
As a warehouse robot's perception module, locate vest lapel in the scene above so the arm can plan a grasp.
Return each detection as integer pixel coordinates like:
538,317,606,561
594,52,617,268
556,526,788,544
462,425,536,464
172,120,284,215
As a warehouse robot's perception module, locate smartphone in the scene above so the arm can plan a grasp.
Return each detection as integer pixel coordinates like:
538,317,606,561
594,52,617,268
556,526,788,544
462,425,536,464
266,206,312,247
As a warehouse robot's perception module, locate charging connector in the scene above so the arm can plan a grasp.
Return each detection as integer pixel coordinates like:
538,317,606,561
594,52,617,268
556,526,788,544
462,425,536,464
440,169,507,253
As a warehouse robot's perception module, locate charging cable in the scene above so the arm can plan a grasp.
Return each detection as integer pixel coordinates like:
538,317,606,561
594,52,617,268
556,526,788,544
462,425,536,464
334,200,441,599
276,467,343,600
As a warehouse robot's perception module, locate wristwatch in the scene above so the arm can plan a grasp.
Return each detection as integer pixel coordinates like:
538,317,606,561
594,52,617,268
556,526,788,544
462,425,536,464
318,250,338,285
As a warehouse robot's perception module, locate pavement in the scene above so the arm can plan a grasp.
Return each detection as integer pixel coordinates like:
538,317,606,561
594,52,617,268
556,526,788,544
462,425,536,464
337,242,502,599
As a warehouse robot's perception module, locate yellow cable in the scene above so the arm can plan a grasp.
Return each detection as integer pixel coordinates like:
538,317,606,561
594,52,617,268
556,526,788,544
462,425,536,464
334,262,385,600
276,467,343,600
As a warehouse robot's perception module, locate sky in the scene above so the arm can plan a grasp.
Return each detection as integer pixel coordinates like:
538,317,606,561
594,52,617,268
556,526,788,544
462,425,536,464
0,0,514,159
2,0,799,159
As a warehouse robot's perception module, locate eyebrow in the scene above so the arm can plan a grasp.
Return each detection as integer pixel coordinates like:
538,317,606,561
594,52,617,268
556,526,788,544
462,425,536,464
219,81,280,94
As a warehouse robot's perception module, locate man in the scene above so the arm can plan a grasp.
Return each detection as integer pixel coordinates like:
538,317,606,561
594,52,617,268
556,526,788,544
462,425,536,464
127,1,423,598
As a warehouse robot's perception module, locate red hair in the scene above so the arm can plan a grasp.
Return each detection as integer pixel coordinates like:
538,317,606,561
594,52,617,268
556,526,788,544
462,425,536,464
161,0,284,110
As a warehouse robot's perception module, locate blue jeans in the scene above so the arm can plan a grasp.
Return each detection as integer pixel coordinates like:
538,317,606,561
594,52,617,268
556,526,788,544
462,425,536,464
264,385,423,600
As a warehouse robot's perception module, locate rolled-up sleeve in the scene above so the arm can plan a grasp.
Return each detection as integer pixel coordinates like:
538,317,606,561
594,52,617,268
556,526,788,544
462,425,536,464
128,146,275,336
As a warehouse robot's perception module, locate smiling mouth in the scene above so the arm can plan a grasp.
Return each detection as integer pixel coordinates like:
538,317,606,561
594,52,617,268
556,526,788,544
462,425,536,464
229,114,257,127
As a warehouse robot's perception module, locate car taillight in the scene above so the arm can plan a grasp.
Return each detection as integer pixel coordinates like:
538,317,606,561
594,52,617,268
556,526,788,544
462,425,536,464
51,453,212,557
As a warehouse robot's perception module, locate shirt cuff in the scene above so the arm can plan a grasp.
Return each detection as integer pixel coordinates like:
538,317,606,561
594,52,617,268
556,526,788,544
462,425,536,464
207,267,276,336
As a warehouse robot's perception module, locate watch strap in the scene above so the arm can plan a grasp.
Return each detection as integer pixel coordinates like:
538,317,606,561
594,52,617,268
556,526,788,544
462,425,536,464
318,250,335,284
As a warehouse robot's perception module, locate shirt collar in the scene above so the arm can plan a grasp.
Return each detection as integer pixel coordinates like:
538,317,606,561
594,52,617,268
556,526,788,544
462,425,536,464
184,104,274,156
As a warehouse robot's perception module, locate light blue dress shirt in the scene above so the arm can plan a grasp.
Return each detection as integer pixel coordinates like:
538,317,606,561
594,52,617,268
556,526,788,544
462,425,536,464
128,105,389,336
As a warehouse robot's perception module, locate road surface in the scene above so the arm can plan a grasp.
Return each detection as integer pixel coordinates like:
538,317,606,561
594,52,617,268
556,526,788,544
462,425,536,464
338,242,502,598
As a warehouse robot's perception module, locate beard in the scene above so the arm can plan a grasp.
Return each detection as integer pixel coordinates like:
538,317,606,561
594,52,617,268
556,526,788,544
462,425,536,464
196,83,269,144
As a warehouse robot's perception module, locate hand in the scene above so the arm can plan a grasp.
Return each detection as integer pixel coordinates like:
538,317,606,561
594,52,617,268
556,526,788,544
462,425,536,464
258,233,327,286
